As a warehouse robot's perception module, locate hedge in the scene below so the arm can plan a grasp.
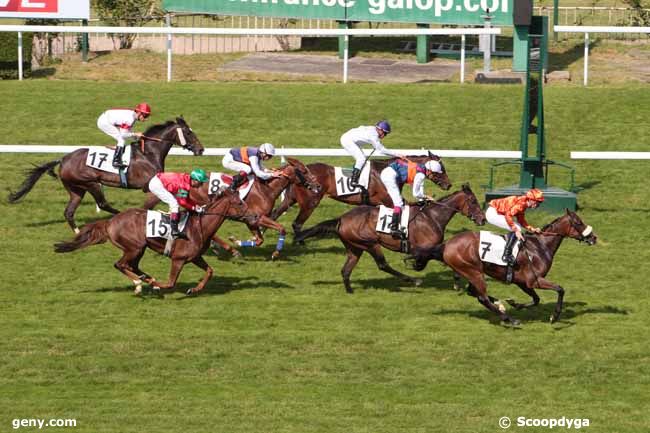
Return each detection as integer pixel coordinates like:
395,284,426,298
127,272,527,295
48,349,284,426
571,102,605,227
0,32,33,79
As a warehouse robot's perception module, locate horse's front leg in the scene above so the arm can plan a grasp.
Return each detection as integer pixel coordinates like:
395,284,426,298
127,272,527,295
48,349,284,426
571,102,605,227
506,284,541,310
152,258,186,296
532,277,565,323
211,234,241,258
186,256,213,296
254,215,287,260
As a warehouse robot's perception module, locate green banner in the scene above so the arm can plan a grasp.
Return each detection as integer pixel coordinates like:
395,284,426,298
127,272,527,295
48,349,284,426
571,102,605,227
163,0,514,26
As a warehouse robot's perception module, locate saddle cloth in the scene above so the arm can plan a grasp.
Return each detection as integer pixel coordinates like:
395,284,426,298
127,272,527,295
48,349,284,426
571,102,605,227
334,163,371,196
376,205,411,237
478,231,522,266
208,172,255,200
85,146,132,174
145,211,190,239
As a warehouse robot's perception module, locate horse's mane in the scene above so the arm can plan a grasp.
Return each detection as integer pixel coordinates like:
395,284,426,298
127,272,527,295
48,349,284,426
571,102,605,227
143,120,176,136
541,213,569,232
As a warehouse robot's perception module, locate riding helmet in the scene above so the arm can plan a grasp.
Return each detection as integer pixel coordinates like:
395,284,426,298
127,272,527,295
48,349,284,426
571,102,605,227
190,168,208,183
376,120,392,134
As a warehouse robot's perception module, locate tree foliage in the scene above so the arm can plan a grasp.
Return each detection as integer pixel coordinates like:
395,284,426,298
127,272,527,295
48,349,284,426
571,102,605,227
622,0,650,26
93,0,162,49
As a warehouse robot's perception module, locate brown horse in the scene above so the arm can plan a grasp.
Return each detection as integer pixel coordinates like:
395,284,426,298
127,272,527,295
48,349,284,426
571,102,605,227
270,153,452,238
411,210,597,325
54,189,251,296
8,117,204,233
144,157,320,260
295,183,485,293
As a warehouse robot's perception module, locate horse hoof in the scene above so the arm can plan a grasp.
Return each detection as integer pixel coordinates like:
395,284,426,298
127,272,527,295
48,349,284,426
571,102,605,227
550,314,560,323
186,288,194,296
271,251,280,260
495,301,507,314
232,250,242,259
133,285,143,296
413,278,423,287
152,287,163,298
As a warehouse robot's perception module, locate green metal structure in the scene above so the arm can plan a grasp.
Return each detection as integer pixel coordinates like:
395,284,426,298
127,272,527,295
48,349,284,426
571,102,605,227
485,16,578,212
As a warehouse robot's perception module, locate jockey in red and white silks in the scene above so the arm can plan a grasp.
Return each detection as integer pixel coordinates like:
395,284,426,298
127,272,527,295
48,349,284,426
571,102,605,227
97,103,151,168
222,143,280,191
340,120,404,188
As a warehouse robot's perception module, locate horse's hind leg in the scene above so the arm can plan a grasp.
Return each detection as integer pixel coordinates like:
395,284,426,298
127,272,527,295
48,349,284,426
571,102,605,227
62,182,87,233
506,284,541,310
456,269,519,325
87,183,120,215
186,256,213,296
367,244,422,288
341,242,363,294
114,249,150,294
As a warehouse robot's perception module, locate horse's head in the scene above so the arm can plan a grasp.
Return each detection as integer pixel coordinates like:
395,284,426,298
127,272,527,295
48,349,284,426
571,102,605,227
457,183,486,226
281,157,321,193
547,210,597,245
174,116,204,156
425,152,451,191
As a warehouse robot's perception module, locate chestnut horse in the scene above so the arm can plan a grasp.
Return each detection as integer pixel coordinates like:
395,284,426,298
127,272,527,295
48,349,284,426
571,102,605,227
54,189,252,296
270,153,452,238
8,117,204,233
144,157,320,260
411,210,597,325
296,183,485,293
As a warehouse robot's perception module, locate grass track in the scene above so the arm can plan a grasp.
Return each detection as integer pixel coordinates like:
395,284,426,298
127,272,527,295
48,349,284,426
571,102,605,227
0,81,649,432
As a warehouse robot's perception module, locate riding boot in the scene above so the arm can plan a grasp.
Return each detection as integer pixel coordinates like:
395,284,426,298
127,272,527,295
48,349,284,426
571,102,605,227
229,174,245,191
349,168,362,188
501,232,518,265
112,146,126,168
170,213,186,240
390,211,404,239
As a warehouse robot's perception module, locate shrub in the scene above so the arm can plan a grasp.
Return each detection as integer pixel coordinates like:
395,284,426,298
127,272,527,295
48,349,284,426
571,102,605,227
0,32,33,79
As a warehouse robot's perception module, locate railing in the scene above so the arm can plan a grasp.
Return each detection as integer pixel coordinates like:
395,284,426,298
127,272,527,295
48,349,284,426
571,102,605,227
554,25,650,86
0,24,500,83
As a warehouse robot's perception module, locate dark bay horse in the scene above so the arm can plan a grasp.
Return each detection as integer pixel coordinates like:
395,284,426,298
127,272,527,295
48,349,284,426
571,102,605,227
270,153,452,237
8,117,204,233
54,189,251,296
144,157,320,260
296,184,485,293
412,210,597,325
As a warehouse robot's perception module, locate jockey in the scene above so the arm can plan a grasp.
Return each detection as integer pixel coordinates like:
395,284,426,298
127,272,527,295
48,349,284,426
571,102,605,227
380,158,443,239
486,188,545,265
340,120,405,188
147,169,208,239
222,142,281,191
97,103,151,168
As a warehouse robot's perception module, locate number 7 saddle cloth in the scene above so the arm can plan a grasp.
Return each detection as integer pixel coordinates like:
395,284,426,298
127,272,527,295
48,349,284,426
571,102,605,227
478,231,522,266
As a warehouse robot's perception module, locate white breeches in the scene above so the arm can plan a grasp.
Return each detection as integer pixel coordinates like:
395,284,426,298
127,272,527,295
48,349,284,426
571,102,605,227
222,153,252,174
97,114,129,148
380,167,404,209
148,176,179,214
486,206,522,232
340,136,367,170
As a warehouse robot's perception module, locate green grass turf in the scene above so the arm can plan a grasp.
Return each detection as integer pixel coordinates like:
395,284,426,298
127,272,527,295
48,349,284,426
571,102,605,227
0,81,649,432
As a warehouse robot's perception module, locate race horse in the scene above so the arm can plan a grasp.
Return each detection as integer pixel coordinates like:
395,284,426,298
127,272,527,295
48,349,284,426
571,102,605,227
296,183,486,293
144,157,321,260
409,210,597,325
8,117,204,233
54,188,252,296
270,153,452,238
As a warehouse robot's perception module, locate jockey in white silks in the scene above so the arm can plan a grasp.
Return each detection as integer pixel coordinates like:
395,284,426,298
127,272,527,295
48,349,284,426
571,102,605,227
96,103,151,168
340,120,404,188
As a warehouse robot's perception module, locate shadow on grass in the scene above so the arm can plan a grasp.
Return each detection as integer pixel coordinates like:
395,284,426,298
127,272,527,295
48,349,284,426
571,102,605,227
549,41,599,72
31,67,56,78
433,299,629,328
90,275,293,297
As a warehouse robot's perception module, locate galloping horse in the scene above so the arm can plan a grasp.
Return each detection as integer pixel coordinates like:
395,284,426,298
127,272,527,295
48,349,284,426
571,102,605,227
54,189,252,296
411,210,597,325
8,117,204,233
296,184,485,293
145,157,320,259
270,153,452,237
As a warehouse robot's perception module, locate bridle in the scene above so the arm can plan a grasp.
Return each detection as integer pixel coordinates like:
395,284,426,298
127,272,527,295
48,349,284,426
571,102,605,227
540,216,593,243
140,124,197,153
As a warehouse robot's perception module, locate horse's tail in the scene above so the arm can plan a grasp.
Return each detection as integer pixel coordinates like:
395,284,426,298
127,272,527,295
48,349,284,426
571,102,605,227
7,159,61,203
294,218,339,243
405,243,445,271
54,220,109,253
